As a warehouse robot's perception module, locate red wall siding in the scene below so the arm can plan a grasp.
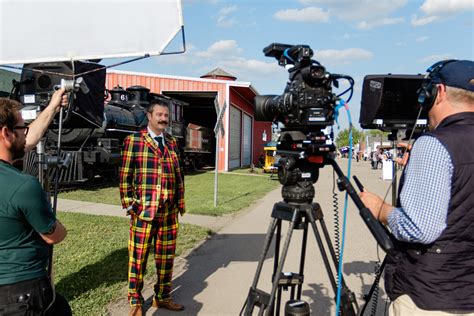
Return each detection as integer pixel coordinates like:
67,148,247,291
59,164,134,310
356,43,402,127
106,72,263,171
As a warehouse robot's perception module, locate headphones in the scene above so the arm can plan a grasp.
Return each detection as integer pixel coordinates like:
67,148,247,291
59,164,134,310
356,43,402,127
417,59,457,112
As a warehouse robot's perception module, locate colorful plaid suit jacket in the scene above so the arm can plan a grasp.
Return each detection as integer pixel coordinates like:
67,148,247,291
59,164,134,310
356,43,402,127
119,129,185,220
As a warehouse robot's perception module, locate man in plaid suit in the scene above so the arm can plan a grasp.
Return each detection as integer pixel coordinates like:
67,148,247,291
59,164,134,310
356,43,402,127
120,98,185,316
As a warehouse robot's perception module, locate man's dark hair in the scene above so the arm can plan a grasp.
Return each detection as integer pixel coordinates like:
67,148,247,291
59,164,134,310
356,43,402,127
147,99,170,114
0,98,21,129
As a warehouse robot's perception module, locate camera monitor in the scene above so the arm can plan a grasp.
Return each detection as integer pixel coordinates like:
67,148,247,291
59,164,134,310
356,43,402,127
359,74,428,131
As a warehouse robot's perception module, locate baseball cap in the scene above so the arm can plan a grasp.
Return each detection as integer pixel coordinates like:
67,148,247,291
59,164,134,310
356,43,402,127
429,59,474,92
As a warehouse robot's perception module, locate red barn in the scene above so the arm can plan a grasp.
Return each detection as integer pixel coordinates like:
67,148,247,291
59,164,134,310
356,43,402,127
106,68,272,171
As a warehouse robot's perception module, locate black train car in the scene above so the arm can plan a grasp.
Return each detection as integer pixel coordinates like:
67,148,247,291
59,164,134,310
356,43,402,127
17,61,212,185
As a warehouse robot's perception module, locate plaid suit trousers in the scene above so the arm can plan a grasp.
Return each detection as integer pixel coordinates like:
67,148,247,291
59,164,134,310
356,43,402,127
128,211,179,306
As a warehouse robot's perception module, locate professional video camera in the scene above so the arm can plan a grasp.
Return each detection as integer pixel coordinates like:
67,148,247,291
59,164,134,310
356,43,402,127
255,43,354,132
254,43,355,201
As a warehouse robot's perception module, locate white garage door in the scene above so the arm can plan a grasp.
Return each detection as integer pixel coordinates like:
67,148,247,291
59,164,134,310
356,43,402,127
242,113,252,166
229,106,241,169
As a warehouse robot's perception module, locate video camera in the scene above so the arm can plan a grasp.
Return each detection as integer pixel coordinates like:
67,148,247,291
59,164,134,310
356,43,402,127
254,43,355,202
359,74,428,132
255,43,354,132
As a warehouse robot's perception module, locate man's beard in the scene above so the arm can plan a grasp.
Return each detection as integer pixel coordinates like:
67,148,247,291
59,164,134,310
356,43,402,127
12,140,25,160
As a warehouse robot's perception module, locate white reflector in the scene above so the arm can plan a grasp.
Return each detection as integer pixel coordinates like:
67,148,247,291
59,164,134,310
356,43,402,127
0,0,184,65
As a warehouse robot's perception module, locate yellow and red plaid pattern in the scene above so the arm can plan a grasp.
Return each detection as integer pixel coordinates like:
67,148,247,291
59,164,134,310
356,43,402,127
119,130,185,220
128,212,179,306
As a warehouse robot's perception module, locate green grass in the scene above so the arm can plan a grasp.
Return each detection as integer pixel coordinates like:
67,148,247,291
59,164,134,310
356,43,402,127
59,171,279,216
53,212,210,316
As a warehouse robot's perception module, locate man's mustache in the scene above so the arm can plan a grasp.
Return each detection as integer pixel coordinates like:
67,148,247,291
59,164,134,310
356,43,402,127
158,121,169,124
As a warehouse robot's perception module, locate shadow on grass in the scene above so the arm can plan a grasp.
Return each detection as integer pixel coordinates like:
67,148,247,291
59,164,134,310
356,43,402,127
219,192,251,205
59,180,118,192
56,247,128,300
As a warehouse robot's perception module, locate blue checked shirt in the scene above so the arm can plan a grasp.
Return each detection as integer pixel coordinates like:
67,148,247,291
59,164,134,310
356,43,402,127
387,136,453,244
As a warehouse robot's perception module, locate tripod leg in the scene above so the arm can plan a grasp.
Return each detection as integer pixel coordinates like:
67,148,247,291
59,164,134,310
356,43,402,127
306,208,358,316
305,211,338,294
242,217,279,315
265,219,297,316
251,217,279,288
297,221,309,299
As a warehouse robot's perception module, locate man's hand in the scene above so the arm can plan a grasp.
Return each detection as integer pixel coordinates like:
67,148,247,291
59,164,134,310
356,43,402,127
49,88,69,113
394,143,412,167
359,190,394,224
25,88,69,152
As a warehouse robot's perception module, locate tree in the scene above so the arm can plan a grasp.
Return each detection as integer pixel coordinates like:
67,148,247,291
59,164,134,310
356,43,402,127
367,130,390,138
335,127,364,148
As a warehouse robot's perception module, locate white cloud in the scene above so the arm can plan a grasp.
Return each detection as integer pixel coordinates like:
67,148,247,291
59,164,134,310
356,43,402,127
356,17,404,29
420,0,473,15
164,40,283,84
219,5,237,16
298,0,407,21
217,5,237,27
416,36,429,42
411,14,439,26
219,58,282,77
274,7,330,23
412,0,473,26
418,54,453,64
314,48,374,65
195,40,242,58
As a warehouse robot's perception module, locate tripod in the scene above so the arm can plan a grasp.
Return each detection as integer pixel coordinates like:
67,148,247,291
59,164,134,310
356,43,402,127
241,156,393,316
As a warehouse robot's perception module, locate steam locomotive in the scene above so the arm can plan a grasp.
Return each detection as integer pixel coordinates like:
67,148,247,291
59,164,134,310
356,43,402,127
15,61,213,185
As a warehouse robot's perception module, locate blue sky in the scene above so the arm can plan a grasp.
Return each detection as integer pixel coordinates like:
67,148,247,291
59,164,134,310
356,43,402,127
101,0,473,130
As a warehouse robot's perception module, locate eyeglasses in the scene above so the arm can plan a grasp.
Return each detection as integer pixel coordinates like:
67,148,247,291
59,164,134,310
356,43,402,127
12,125,29,136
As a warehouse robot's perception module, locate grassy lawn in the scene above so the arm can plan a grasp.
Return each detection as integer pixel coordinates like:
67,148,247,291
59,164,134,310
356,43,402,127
59,171,279,216
54,212,210,316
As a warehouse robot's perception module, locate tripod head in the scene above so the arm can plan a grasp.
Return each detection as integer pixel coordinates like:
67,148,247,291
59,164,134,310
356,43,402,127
275,131,394,253
276,130,335,204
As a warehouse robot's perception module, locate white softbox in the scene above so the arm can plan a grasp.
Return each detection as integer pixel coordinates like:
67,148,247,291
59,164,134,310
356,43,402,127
0,0,184,65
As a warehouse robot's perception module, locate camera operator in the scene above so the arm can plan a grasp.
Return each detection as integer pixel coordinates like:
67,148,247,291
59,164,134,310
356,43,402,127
360,60,474,314
0,92,71,315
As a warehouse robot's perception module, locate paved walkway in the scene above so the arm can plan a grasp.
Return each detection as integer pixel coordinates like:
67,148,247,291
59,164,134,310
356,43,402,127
57,158,396,315
56,199,233,232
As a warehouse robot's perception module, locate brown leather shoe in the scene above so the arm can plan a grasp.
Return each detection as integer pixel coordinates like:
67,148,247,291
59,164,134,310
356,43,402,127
152,297,185,311
129,305,143,316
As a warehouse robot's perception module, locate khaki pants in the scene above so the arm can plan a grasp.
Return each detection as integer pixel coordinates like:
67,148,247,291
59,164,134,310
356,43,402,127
390,295,474,316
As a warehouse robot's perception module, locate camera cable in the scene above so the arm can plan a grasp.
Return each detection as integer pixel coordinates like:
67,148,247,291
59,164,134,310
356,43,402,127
334,99,353,315
332,169,341,263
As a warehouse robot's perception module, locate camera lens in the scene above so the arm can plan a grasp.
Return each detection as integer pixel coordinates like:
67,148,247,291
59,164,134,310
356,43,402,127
309,66,325,79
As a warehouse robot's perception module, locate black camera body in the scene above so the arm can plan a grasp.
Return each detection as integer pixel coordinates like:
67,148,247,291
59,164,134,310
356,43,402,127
254,43,338,131
253,44,356,203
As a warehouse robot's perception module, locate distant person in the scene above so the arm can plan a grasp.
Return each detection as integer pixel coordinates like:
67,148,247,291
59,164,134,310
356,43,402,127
360,60,474,314
120,99,186,316
259,154,265,167
0,97,71,315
